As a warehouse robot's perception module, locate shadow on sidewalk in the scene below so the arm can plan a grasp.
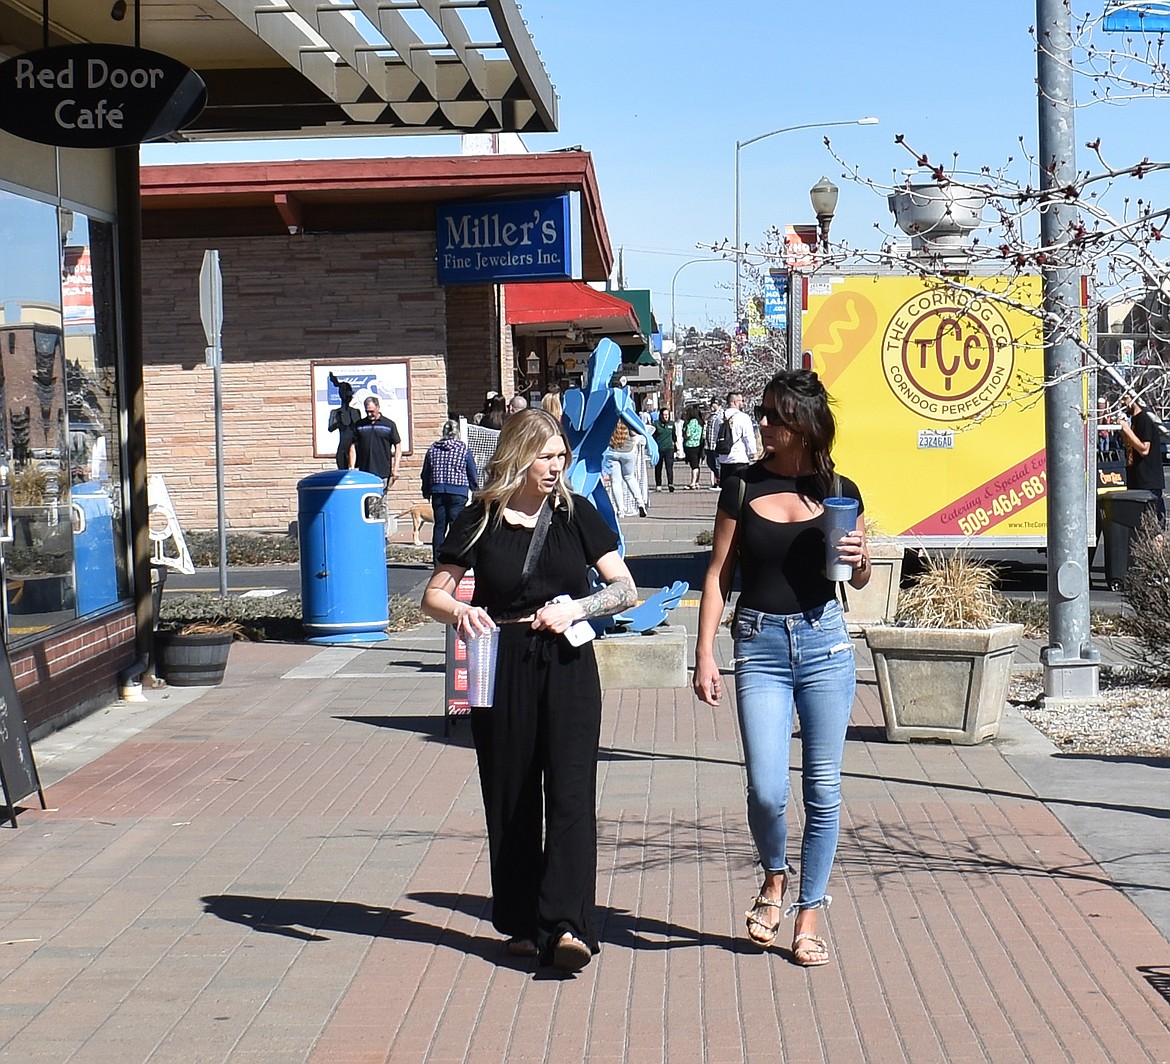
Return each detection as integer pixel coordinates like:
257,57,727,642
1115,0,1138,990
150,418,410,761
842,767,1170,822
335,713,477,746
625,551,711,591
409,890,759,957
200,890,762,963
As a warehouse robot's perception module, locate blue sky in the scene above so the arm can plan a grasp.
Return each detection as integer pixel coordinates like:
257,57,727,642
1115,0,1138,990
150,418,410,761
142,2,1170,333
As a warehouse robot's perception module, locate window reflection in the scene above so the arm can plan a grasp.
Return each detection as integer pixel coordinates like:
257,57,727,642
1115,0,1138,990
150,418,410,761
62,212,126,617
0,189,126,636
0,191,74,632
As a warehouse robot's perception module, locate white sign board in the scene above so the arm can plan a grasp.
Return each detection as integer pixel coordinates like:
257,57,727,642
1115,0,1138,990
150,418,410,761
311,360,412,459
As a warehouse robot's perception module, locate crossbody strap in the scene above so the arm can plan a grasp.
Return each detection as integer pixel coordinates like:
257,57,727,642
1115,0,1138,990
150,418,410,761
516,500,553,593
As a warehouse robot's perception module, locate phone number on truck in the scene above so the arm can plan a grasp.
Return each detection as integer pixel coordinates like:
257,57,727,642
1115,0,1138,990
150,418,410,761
956,473,1047,537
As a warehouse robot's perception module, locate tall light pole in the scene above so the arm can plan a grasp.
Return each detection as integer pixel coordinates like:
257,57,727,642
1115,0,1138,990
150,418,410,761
671,256,722,342
1036,0,1099,701
669,257,721,413
734,117,878,318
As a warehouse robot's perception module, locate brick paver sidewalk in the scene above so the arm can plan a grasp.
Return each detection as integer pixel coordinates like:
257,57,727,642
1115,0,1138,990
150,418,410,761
0,487,1166,1062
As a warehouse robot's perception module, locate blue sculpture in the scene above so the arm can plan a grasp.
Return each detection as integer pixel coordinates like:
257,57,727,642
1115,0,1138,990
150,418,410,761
610,580,689,634
562,338,687,635
562,338,658,556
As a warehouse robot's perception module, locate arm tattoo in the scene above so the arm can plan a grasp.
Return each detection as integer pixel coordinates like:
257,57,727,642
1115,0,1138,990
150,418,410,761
578,576,637,619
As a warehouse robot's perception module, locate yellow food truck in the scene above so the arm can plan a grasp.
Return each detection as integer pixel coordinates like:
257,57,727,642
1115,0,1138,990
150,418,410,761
787,269,1094,546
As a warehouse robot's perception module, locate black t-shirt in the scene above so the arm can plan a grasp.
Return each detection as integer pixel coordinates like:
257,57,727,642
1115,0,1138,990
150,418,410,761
718,464,865,615
352,415,401,479
439,495,619,619
1126,409,1166,492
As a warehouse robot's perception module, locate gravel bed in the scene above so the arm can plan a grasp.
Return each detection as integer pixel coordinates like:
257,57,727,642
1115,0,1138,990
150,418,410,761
1008,669,1170,757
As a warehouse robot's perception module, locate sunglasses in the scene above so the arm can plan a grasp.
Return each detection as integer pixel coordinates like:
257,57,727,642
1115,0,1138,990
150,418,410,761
754,404,788,425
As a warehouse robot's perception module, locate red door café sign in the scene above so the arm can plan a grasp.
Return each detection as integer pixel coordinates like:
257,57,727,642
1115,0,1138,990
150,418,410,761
0,44,206,149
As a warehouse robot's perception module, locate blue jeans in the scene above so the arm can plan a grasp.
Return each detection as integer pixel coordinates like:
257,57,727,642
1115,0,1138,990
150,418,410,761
732,600,855,911
608,448,647,508
431,492,467,562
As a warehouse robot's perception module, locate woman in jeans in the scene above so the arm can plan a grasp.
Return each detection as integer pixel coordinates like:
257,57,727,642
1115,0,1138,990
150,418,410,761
692,370,870,967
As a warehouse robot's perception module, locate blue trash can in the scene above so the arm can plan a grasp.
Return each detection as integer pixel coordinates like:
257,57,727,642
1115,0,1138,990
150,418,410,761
71,482,119,615
297,470,389,643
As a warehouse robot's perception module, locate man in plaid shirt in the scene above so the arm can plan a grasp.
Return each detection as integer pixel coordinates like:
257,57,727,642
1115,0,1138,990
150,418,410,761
421,420,480,562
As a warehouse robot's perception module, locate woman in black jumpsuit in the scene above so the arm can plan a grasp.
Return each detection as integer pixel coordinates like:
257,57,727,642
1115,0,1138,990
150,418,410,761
422,409,636,972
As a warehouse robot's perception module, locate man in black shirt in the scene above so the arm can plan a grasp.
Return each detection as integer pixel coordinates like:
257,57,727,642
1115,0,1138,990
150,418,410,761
1120,391,1166,522
350,396,402,490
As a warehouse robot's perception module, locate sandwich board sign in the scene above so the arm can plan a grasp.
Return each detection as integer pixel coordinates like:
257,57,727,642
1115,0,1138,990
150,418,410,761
0,645,45,826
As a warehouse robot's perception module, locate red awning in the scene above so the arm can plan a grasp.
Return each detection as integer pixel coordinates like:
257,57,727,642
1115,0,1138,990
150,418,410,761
505,282,641,336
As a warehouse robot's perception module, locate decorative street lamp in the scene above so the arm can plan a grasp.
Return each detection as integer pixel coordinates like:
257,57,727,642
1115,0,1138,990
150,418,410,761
733,117,877,315
809,176,840,254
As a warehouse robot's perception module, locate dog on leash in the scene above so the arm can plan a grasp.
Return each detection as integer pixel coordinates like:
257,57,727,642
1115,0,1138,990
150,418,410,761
397,501,434,546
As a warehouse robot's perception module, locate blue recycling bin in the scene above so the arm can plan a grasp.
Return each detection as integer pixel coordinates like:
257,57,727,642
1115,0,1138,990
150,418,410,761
71,482,120,615
297,470,389,643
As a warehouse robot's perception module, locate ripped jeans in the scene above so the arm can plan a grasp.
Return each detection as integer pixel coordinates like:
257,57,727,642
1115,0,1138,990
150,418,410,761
732,600,855,911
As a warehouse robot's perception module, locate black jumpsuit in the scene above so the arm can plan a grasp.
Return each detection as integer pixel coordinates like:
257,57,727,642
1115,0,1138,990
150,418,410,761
440,495,617,962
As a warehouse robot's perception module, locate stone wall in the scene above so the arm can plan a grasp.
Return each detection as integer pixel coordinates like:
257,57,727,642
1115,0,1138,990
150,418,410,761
140,230,501,532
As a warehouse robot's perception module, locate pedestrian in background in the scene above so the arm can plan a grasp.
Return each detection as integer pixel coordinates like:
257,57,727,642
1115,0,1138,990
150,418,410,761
716,391,757,482
351,395,401,492
607,419,648,516
1120,390,1167,523
682,404,705,490
703,401,723,489
481,394,507,430
653,407,678,492
421,409,637,971
692,369,870,968
541,390,563,422
420,419,480,563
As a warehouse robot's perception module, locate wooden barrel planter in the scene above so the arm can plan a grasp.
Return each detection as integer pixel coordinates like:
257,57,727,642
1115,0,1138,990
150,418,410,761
154,628,235,687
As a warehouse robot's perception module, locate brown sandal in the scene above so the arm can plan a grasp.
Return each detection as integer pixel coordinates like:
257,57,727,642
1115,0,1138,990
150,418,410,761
504,938,538,958
792,932,830,967
745,894,783,947
552,932,592,972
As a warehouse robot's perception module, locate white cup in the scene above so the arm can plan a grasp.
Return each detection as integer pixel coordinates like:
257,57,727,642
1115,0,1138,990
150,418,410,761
464,627,499,707
823,496,859,581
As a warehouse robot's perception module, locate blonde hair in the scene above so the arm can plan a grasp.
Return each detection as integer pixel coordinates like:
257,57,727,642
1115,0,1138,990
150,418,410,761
470,409,574,543
541,391,563,420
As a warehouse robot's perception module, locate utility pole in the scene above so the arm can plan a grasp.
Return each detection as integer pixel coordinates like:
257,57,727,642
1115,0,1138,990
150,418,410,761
1036,0,1100,700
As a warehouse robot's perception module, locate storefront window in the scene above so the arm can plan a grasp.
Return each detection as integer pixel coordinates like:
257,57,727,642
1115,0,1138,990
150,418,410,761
62,212,128,618
0,188,126,638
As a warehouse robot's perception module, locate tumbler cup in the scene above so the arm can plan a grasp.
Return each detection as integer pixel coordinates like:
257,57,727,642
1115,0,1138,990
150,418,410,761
823,496,860,581
464,626,499,707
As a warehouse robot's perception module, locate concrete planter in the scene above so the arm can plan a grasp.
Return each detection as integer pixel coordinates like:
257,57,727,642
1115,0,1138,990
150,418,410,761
843,540,904,631
863,623,1023,745
593,624,688,689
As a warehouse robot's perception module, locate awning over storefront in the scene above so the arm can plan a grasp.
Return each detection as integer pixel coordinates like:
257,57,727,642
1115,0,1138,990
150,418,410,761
142,153,615,280
0,0,557,139
505,282,642,340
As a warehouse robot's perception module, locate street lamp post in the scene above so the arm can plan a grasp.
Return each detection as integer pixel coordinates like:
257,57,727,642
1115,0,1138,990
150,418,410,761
670,256,722,343
809,176,840,254
734,117,878,317
670,257,722,412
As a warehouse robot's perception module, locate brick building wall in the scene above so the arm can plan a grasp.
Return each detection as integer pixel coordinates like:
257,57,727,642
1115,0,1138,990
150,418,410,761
445,284,502,420
12,606,138,738
140,230,491,532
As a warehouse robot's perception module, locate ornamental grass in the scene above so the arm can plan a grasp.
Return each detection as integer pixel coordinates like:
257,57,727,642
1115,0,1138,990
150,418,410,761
895,552,1007,629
